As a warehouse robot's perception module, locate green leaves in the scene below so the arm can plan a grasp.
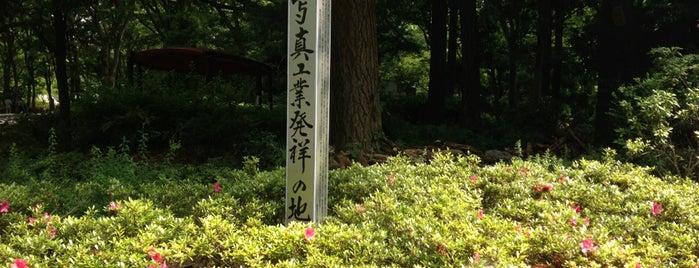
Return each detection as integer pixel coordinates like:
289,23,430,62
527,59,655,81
614,47,699,179
2,151,699,266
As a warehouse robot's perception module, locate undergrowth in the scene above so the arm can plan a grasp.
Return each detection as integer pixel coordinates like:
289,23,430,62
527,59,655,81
1,148,698,267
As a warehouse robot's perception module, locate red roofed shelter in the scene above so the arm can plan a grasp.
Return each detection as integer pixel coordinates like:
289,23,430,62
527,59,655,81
127,47,274,108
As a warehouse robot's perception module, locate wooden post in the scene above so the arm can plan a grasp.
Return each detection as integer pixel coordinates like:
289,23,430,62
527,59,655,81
286,0,330,223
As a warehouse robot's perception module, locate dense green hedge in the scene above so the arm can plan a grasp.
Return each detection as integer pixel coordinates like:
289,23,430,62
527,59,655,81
1,151,699,267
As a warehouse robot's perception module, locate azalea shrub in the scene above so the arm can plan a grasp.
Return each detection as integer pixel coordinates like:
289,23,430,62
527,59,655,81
2,151,699,267
613,47,699,180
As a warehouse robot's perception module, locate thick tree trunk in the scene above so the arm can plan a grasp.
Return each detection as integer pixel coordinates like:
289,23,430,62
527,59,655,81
446,0,459,97
330,0,382,151
594,0,641,145
533,0,552,105
426,0,449,122
460,0,481,124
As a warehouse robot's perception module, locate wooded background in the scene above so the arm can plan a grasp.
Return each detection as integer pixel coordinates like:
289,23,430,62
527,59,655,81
1,0,698,153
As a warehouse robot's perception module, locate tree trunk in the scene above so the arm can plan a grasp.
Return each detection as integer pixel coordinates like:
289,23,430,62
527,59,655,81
2,28,15,100
97,1,134,89
533,0,552,105
550,1,564,99
594,0,640,145
330,0,383,151
53,0,70,121
24,49,36,110
44,65,55,111
506,34,518,109
446,0,459,97
2,44,10,100
426,0,449,122
460,0,481,124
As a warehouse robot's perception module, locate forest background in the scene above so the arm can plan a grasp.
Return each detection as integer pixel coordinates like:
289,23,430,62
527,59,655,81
0,0,698,174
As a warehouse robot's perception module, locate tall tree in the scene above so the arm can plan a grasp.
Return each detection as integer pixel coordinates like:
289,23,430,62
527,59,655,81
330,0,383,150
594,0,642,145
533,0,552,105
88,0,136,89
550,0,567,98
460,0,481,124
53,0,70,121
425,0,448,121
446,0,459,97
492,0,533,109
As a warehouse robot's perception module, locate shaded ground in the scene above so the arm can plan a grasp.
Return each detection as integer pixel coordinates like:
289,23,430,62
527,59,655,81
0,113,19,125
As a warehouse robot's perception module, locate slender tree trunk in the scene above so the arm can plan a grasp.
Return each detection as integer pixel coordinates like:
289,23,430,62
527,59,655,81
2,29,15,99
2,45,10,99
550,1,564,99
460,0,481,124
53,0,70,121
330,0,382,151
533,0,552,105
426,0,449,122
506,35,518,109
24,50,36,110
44,65,55,111
68,37,81,98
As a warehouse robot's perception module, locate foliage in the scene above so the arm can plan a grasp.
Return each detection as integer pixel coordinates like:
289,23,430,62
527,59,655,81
2,150,699,267
68,75,286,168
614,47,699,180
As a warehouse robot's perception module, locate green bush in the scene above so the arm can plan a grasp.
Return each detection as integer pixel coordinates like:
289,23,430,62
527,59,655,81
2,151,699,267
614,47,699,180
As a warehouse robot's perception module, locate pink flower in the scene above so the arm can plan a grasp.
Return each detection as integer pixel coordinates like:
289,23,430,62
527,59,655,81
518,168,529,175
477,209,484,220
151,252,163,263
148,248,163,263
583,218,590,226
469,175,477,183
635,263,643,268
436,243,448,255
559,175,568,183
356,204,366,213
160,262,168,268
1,199,9,213
571,204,582,213
652,202,663,216
43,212,51,222
570,218,577,226
580,238,598,254
48,226,56,239
543,184,553,192
11,258,27,268
28,217,36,225
108,201,120,211
214,181,221,193
304,227,315,240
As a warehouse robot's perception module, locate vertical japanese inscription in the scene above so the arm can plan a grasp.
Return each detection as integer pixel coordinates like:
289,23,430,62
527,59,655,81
286,0,330,223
